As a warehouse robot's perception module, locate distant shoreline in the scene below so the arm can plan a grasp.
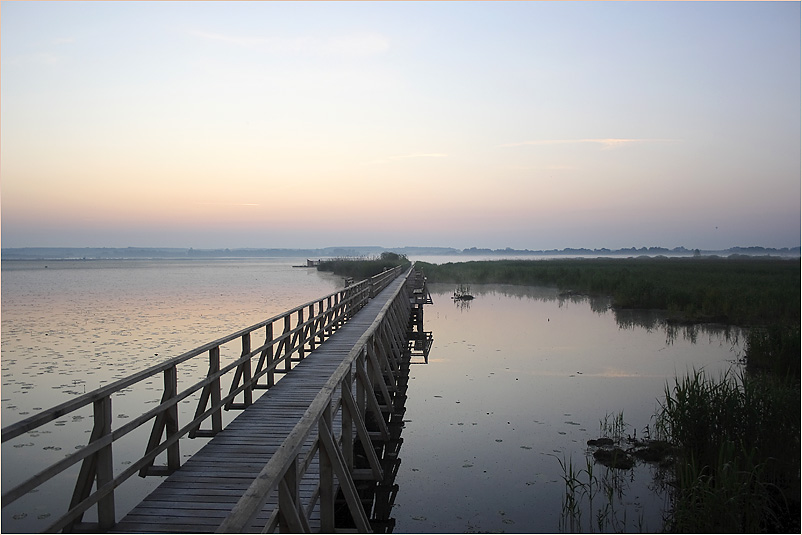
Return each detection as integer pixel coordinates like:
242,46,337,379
2,245,799,261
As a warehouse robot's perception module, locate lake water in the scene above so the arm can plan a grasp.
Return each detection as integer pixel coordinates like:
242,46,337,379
1,258,744,532
392,283,742,533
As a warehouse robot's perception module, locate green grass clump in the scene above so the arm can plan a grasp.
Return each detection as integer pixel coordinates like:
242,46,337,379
316,252,410,281
656,370,800,532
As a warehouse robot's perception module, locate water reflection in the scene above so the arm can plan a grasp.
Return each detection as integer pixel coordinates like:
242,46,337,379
392,283,744,533
448,283,743,353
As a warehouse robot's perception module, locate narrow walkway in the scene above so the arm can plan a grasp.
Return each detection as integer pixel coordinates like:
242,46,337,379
113,279,405,533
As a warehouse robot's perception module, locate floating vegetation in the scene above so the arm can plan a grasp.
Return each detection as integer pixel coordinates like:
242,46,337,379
452,284,474,301
592,447,634,470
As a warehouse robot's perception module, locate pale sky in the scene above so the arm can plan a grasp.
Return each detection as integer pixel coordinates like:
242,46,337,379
2,1,800,250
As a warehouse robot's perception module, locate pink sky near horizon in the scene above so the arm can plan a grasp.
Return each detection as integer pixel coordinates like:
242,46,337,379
2,2,799,251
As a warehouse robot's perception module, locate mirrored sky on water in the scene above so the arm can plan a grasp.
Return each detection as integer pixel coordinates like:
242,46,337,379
393,283,743,533
2,1,800,251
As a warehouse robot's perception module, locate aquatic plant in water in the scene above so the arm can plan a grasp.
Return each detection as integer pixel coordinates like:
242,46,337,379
556,412,659,533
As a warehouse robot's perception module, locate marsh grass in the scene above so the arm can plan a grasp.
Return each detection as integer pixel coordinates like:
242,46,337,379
657,370,800,532
745,324,801,378
599,411,627,441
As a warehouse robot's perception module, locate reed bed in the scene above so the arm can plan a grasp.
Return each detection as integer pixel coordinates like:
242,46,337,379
656,370,800,532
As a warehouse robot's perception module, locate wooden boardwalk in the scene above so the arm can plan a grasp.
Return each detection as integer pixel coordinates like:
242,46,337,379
113,289,395,533
114,314,380,533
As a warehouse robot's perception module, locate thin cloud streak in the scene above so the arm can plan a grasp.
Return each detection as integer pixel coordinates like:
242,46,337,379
499,138,680,149
195,202,261,207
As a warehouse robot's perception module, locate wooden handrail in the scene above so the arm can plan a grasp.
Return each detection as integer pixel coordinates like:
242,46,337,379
0,266,409,532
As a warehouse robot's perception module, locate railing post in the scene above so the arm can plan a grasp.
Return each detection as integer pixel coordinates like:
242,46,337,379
307,303,316,352
95,396,116,530
296,308,306,360
326,295,335,336
342,365,354,472
67,395,116,532
317,300,326,345
254,322,274,389
226,334,253,410
242,333,253,406
209,348,222,432
278,456,307,532
282,315,292,373
140,365,181,475
189,347,223,438
356,349,367,416
319,399,335,532
164,365,180,471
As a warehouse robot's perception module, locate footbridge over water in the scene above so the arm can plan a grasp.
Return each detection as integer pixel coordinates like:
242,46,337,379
2,264,433,533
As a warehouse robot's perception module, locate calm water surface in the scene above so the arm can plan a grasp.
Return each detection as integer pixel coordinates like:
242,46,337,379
392,283,743,533
1,259,744,532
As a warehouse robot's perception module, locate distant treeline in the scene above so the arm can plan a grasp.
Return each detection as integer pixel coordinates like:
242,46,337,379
2,245,799,260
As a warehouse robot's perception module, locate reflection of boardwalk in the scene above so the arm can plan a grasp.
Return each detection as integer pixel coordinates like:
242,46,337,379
2,265,432,533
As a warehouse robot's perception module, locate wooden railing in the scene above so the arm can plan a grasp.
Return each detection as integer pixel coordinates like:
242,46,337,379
1,264,407,533
216,265,416,532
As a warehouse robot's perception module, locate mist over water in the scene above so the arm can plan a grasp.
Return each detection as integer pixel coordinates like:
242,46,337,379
1,259,743,532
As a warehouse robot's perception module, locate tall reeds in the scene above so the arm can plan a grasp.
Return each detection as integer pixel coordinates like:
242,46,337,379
656,370,800,532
